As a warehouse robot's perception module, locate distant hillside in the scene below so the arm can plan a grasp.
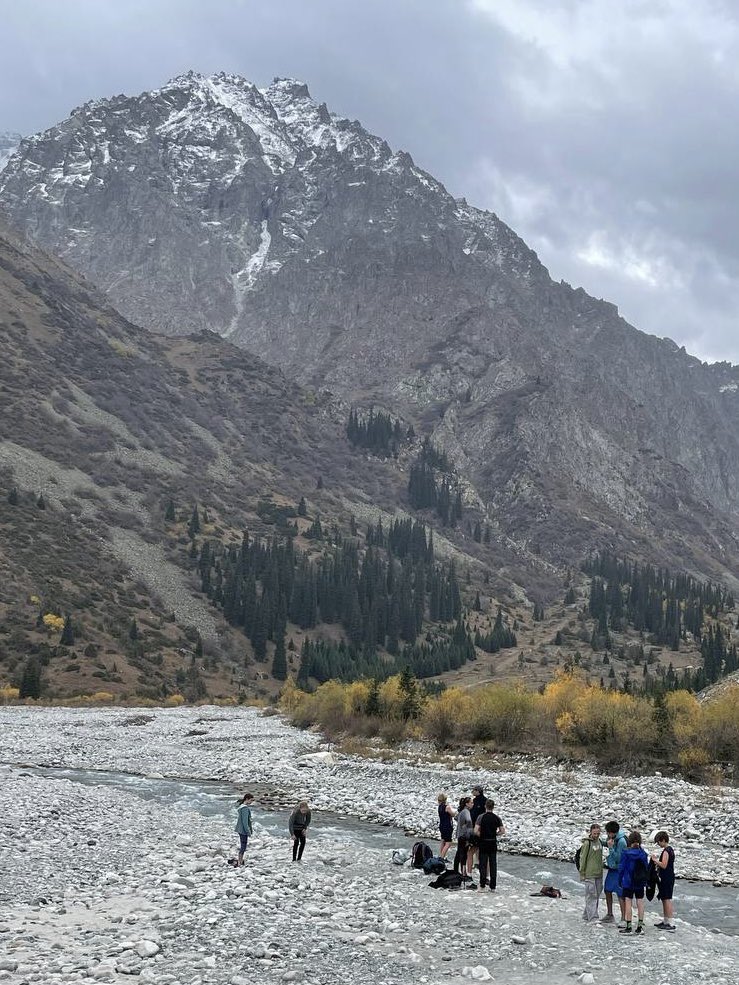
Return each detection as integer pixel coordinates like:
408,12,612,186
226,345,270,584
0,222,560,700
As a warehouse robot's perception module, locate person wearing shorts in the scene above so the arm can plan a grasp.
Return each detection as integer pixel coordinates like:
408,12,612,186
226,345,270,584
602,820,627,926
618,831,649,934
652,831,676,931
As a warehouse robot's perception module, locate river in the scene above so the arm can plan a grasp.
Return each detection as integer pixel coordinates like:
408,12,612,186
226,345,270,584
31,765,739,937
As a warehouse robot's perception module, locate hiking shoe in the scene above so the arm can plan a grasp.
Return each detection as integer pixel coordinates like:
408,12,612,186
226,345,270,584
600,915,615,924
662,924,676,932
618,927,632,935
654,921,666,928
634,925,644,935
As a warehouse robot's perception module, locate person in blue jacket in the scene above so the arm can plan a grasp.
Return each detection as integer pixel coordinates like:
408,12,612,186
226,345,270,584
618,831,649,935
602,820,628,925
235,792,254,866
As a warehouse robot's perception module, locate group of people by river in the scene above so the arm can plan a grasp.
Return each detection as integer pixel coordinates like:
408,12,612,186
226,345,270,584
233,786,676,933
437,787,676,929
438,787,506,890
578,821,676,933
235,792,312,864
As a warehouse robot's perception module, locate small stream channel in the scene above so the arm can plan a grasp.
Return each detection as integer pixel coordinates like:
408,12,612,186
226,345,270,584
30,766,739,936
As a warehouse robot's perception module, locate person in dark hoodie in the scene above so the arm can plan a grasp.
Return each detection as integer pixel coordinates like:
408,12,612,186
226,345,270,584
289,800,311,862
618,831,650,935
467,785,487,875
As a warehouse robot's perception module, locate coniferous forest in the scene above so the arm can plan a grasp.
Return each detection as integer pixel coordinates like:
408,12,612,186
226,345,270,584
407,438,464,525
194,516,498,684
346,407,410,458
584,551,737,690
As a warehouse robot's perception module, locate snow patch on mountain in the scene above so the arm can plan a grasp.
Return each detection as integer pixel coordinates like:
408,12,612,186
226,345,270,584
0,132,22,173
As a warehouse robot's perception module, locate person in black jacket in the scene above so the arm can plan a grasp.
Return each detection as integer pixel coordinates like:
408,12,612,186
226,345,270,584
474,799,505,891
289,801,311,862
470,786,487,825
467,785,487,875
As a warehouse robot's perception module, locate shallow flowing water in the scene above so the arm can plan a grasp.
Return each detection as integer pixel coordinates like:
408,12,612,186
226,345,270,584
32,766,739,936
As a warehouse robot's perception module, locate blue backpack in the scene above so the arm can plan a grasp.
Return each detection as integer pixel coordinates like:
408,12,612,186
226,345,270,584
423,856,447,876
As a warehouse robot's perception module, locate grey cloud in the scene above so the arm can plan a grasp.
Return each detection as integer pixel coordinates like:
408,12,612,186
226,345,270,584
2,0,738,362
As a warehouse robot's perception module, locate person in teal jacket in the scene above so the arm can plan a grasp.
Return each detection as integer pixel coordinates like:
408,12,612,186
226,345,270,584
235,793,254,866
602,820,628,925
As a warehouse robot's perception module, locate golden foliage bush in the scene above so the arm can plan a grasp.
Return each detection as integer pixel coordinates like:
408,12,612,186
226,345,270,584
279,674,739,779
164,694,186,707
0,685,20,703
698,686,739,763
468,683,536,743
42,613,65,632
422,687,472,746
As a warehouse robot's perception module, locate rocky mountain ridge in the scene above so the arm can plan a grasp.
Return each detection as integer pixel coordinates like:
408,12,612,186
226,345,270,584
1,73,738,584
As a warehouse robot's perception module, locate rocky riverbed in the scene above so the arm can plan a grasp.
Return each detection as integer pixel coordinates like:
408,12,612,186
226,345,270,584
1,705,739,985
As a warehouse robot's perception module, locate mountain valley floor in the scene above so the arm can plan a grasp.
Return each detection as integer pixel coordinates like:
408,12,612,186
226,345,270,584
1,706,738,985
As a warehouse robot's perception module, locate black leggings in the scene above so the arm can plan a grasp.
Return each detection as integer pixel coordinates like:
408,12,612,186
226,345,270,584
292,831,306,860
478,844,497,888
453,838,469,873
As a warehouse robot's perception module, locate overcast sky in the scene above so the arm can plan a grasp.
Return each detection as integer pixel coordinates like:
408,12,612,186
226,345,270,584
2,0,738,364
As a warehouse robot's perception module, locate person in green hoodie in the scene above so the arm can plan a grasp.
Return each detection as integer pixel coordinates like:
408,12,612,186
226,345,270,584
235,793,254,866
579,823,604,922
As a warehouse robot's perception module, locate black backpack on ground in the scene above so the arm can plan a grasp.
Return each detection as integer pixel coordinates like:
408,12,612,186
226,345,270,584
412,841,433,869
429,870,464,889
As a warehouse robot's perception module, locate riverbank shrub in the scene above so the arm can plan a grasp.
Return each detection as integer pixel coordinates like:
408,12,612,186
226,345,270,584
279,673,739,781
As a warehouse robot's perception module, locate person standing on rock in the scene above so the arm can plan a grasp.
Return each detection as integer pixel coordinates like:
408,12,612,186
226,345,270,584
289,800,311,862
453,795,474,880
437,792,455,859
474,799,505,891
235,793,254,866
579,823,604,921
618,831,649,935
651,831,676,932
602,820,627,925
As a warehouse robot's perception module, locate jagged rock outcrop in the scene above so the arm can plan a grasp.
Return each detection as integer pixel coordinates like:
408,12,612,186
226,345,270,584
1,73,738,581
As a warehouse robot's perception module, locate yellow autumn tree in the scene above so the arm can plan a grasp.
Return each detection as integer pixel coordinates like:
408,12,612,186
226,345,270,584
42,613,65,633
421,687,473,746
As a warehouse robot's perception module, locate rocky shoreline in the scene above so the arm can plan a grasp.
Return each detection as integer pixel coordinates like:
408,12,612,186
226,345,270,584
2,705,739,985
1,705,737,885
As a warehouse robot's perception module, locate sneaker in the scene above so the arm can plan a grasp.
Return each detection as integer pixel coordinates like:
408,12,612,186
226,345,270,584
663,924,676,932
619,927,632,935
600,915,615,924
634,925,644,935
654,921,666,928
